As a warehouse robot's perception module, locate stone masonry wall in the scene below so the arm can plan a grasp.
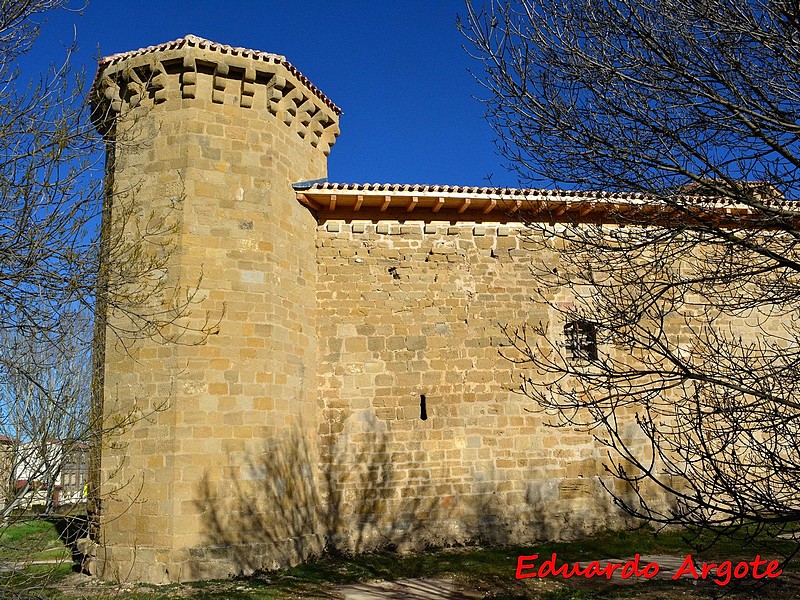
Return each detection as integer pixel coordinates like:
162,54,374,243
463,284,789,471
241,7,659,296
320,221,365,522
92,36,675,586
314,220,635,551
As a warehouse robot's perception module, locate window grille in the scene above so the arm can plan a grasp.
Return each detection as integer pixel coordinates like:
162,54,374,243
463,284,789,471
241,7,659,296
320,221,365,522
565,320,598,362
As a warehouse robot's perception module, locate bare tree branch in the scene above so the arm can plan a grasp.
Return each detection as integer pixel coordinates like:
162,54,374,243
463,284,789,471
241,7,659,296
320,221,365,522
0,1,221,594
463,0,800,558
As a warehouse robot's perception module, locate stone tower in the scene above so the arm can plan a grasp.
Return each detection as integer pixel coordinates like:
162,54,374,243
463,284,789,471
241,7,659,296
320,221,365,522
90,35,340,583
90,35,670,587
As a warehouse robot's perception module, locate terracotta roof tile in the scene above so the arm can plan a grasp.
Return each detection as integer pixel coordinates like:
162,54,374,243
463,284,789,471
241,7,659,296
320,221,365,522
301,182,776,206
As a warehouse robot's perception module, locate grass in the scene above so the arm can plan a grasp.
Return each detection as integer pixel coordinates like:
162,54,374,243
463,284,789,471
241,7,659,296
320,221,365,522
2,524,799,598
109,528,800,599
0,518,71,562
0,519,74,599
1,562,74,598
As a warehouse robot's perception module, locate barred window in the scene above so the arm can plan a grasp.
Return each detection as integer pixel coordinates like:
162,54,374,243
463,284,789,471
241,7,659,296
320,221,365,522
565,320,598,362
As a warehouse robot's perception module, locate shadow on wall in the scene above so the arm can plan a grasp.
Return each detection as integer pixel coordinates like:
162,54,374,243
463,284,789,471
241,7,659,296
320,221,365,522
192,418,560,578
194,424,449,578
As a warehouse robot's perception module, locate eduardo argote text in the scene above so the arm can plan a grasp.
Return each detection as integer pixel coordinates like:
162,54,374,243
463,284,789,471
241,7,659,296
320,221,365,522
516,553,782,586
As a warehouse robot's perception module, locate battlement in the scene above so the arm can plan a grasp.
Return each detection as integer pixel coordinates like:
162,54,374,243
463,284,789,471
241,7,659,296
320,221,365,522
91,35,339,154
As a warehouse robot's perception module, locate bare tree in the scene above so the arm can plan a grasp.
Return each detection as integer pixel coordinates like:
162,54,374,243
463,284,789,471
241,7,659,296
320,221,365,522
0,0,99,523
0,312,91,516
0,1,218,593
462,0,800,553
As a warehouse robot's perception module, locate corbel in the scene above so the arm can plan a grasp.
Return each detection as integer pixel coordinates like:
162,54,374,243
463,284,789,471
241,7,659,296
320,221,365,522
281,87,304,126
212,62,228,104
151,62,168,104
267,75,288,116
102,76,122,114
307,110,327,147
240,66,256,108
319,118,340,156
181,56,197,99
295,100,316,139
121,65,145,107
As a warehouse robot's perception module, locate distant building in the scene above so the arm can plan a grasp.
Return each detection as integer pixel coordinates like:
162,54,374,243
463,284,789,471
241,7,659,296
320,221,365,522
0,436,14,505
4,440,89,514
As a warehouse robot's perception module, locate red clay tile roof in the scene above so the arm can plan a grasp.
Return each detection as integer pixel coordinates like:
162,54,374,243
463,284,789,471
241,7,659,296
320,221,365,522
300,182,789,206
294,182,795,224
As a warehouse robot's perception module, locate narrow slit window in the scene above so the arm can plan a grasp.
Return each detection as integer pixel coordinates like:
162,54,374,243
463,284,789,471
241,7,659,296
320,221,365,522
420,394,428,421
565,320,598,362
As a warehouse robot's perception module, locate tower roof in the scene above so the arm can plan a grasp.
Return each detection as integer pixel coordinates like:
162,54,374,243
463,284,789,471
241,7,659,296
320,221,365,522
92,34,342,115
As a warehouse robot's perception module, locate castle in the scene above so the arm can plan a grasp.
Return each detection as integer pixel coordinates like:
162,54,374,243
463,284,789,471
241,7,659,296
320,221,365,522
90,36,663,583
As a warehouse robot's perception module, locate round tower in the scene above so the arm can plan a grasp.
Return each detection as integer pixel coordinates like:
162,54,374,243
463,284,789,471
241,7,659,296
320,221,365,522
90,35,340,583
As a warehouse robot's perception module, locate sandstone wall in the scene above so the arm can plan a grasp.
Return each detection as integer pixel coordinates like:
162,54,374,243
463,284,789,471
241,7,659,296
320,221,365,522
91,37,668,586
314,221,633,551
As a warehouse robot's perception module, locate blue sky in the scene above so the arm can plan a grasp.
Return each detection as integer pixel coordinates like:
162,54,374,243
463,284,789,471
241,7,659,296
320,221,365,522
29,0,517,187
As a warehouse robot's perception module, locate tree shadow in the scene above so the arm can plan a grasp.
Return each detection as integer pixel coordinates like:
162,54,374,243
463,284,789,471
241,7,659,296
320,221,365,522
468,469,628,548
193,418,454,578
193,416,597,581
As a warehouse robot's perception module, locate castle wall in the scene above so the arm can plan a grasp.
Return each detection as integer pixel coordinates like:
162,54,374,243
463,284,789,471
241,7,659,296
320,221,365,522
314,221,632,551
91,37,672,585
